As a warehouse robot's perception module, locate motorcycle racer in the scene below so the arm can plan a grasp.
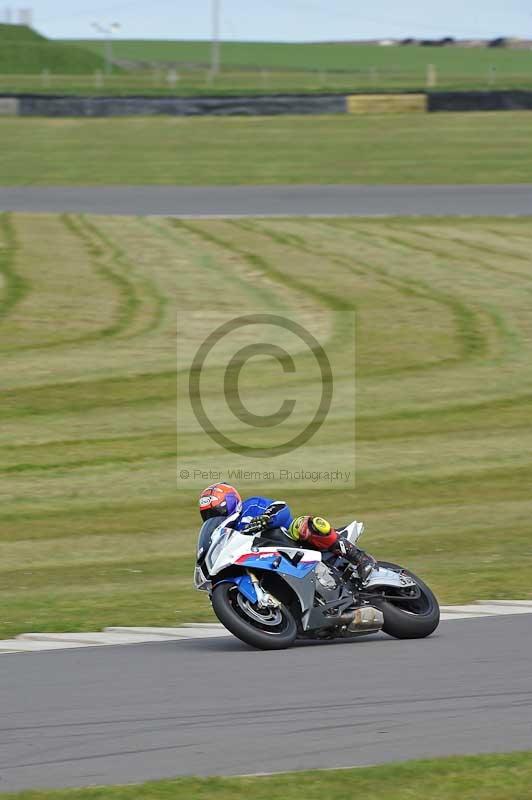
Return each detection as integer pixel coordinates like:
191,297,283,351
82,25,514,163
198,483,376,582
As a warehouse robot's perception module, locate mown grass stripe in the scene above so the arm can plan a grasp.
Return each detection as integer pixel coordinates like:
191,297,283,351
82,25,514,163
317,218,492,363
0,369,176,420
91,216,169,337
0,450,177,475
243,218,486,373
64,214,141,337
0,211,28,321
173,218,354,312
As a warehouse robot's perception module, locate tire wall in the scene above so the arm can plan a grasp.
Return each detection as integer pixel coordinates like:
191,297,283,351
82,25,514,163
16,93,347,117
1,90,532,117
427,90,532,111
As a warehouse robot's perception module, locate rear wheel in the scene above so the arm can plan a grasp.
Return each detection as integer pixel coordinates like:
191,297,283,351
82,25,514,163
211,582,297,650
370,562,440,639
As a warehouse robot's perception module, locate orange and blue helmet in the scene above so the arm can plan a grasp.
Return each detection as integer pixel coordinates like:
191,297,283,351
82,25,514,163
199,483,242,522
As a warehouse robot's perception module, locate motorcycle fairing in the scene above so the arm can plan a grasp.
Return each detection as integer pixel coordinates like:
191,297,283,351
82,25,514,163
216,574,258,603
206,527,322,578
236,552,318,579
364,566,417,590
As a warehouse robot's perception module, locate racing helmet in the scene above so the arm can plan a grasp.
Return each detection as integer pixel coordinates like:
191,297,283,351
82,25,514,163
198,483,242,522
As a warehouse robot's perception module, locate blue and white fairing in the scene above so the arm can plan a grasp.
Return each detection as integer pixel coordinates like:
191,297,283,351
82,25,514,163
195,518,321,589
194,515,322,624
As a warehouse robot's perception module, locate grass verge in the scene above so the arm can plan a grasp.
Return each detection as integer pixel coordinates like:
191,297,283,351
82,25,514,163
0,113,531,185
3,752,532,799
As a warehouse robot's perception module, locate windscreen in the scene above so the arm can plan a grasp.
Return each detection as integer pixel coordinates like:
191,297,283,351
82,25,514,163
196,518,223,564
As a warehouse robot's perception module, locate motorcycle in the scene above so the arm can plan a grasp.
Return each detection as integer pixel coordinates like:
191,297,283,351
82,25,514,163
194,502,439,650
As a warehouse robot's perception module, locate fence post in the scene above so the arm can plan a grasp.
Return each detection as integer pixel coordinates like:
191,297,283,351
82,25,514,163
94,70,103,89
426,63,437,88
488,65,496,86
41,69,50,88
167,68,178,89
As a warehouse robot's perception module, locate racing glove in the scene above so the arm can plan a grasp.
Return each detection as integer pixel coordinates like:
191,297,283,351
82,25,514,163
243,514,270,535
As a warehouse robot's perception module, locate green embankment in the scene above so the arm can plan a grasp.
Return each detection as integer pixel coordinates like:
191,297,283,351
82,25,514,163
2,752,532,799
0,23,106,74
1,113,531,186
1,213,532,638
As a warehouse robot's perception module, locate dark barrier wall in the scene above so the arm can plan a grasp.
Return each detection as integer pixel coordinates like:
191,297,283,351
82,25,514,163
17,93,347,117
428,90,532,112
7,90,532,117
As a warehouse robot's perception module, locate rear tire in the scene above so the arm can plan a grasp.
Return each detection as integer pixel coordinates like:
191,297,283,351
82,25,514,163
212,582,297,650
373,562,440,639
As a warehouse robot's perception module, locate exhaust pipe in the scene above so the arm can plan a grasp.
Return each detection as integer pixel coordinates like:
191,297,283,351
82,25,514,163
321,605,384,633
346,605,384,633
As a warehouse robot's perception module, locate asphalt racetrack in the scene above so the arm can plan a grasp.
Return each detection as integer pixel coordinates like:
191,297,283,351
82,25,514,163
1,184,532,216
1,616,531,792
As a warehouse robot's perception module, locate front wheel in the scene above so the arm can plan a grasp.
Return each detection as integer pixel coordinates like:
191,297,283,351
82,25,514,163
211,582,297,650
370,562,440,639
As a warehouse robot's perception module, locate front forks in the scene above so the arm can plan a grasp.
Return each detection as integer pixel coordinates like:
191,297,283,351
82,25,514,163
247,570,281,609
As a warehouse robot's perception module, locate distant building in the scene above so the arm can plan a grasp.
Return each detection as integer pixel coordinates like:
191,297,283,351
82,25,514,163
489,36,521,48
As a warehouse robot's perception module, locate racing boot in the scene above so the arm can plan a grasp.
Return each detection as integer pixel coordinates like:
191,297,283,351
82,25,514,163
331,537,377,582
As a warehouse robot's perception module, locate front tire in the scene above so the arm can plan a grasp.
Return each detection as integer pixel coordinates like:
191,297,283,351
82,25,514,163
211,582,297,650
372,562,440,639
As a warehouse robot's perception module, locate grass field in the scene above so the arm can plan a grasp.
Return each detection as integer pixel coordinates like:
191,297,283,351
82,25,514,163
1,34,532,94
1,113,532,186
1,212,532,640
60,39,532,93
2,752,532,799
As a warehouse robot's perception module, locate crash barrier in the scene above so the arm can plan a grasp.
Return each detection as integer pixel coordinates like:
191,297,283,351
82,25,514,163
427,90,532,111
346,93,427,113
0,96,18,114
8,93,347,117
1,90,532,116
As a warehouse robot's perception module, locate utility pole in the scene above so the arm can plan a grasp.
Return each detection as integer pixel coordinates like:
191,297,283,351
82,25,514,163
211,0,221,75
92,21,121,76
